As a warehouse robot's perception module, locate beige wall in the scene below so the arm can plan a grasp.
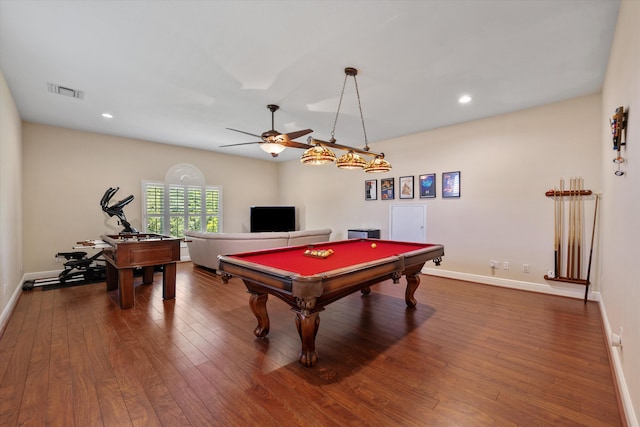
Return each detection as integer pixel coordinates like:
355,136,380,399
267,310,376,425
281,94,602,288
22,123,281,272
5,3,639,419
600,0,639,423
0,68,23,323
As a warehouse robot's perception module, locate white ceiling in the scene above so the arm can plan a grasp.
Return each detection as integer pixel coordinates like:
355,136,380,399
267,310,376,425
0,0,621,162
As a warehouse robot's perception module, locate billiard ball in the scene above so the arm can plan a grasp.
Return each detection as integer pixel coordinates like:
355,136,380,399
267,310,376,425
371,243,377,248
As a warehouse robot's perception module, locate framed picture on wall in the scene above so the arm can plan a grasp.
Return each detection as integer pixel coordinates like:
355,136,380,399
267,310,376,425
381,178,395,200
442,171,461,198
399,176,414,199
365,179,377,200
418,173,436,198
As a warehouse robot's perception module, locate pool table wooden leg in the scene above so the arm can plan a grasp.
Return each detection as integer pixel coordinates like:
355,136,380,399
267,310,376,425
249,292,270,337
295,311,320,367
405,273,421,307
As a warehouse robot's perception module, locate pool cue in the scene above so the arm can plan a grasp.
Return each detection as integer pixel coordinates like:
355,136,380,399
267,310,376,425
574,177,580,278
553,187,556,276
573,177,580,279
558,178,564,276
577,177,583,279
567,178,574,278
571,177,578,278
585,194,599,302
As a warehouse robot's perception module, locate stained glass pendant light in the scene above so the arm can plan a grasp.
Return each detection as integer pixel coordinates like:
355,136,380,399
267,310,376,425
300,144,337,165
364,155,392,173
336,150,367,169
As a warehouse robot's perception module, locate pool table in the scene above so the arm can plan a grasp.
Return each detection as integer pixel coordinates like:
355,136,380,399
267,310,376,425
218,238,444,367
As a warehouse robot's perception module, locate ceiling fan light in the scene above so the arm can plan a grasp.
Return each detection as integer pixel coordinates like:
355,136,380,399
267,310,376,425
364,156,392,173
336,150,367,170
301,145,336,165
260,142,286,155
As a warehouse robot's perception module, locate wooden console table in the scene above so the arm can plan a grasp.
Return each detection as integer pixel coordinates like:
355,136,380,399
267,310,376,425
101,233,181,309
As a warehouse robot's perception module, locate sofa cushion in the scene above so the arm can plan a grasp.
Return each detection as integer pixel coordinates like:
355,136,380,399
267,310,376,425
287,229,332,246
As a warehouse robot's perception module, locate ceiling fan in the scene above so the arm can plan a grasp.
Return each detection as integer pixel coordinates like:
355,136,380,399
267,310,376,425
221,104,314,157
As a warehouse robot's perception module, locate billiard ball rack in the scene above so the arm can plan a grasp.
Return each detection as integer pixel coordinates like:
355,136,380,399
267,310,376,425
303,248,334,259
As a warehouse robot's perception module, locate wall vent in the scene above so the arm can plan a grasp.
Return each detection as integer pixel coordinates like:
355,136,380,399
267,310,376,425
47,83,84,99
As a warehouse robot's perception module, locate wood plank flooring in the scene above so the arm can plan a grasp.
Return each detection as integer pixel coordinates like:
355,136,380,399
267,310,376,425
0,262,623,426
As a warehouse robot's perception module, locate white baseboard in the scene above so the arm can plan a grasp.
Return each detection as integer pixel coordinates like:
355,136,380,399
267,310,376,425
422,267,599,301
598,296,638,427
0,275,27,335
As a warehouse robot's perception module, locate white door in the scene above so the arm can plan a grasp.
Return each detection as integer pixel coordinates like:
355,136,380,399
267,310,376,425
390,204,427,242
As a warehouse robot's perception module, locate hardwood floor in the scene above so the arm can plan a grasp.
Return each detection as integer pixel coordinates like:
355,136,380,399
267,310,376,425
0,262,623,426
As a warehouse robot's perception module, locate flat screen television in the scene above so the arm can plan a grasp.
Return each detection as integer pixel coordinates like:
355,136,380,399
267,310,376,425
250,206,296,232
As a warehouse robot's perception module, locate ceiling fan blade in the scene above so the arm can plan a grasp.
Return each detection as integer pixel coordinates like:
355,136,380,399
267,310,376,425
280,140,315,150
224,106,314,153
281,129,313,141
226,128,262,138
219,141,262,148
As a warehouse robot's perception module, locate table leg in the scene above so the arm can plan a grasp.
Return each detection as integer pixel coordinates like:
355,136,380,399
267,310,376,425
405,273,421,307
162,262,176,300
142,266,154,284
105,262,117,292
249,292,270,338
118,268,135,309
295,311,320,367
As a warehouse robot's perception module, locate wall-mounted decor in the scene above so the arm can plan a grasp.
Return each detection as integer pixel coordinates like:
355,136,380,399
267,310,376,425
399,176,414,199
442,171,461,198
381,178,395,200
365,179,377,200
419,173,436,198
610,106,628,176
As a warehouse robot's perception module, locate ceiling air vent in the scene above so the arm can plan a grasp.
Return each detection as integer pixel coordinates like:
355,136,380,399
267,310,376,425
47,83,84,99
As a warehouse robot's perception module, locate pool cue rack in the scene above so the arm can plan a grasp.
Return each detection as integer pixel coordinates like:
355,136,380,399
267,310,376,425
544,190,592,197
543,177,599,303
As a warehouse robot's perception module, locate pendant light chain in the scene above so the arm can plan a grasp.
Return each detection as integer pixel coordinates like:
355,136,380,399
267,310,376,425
330,72,349,142
352,73,369,151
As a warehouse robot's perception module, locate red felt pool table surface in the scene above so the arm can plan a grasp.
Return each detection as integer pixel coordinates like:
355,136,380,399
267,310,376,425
225,239,436,276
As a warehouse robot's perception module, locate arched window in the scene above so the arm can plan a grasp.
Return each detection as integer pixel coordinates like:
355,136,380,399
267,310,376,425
141,164,222,237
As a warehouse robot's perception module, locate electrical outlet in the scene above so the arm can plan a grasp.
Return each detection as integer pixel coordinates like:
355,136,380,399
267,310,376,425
490,260,498,269
503,261,509,270
612,327,623,348
523,264,530,273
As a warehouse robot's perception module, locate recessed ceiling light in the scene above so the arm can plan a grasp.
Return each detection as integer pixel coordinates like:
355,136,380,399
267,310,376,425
458,95,472,104
101,113,114,119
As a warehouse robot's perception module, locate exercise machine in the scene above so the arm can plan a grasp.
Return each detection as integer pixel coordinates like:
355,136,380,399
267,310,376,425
100,186,138,233
22,250,106,291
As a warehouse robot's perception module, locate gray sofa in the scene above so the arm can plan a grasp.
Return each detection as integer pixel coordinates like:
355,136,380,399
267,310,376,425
184,228,332,273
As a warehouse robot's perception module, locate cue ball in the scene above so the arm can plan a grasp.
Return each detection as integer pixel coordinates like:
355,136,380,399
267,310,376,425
371,243,377,248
